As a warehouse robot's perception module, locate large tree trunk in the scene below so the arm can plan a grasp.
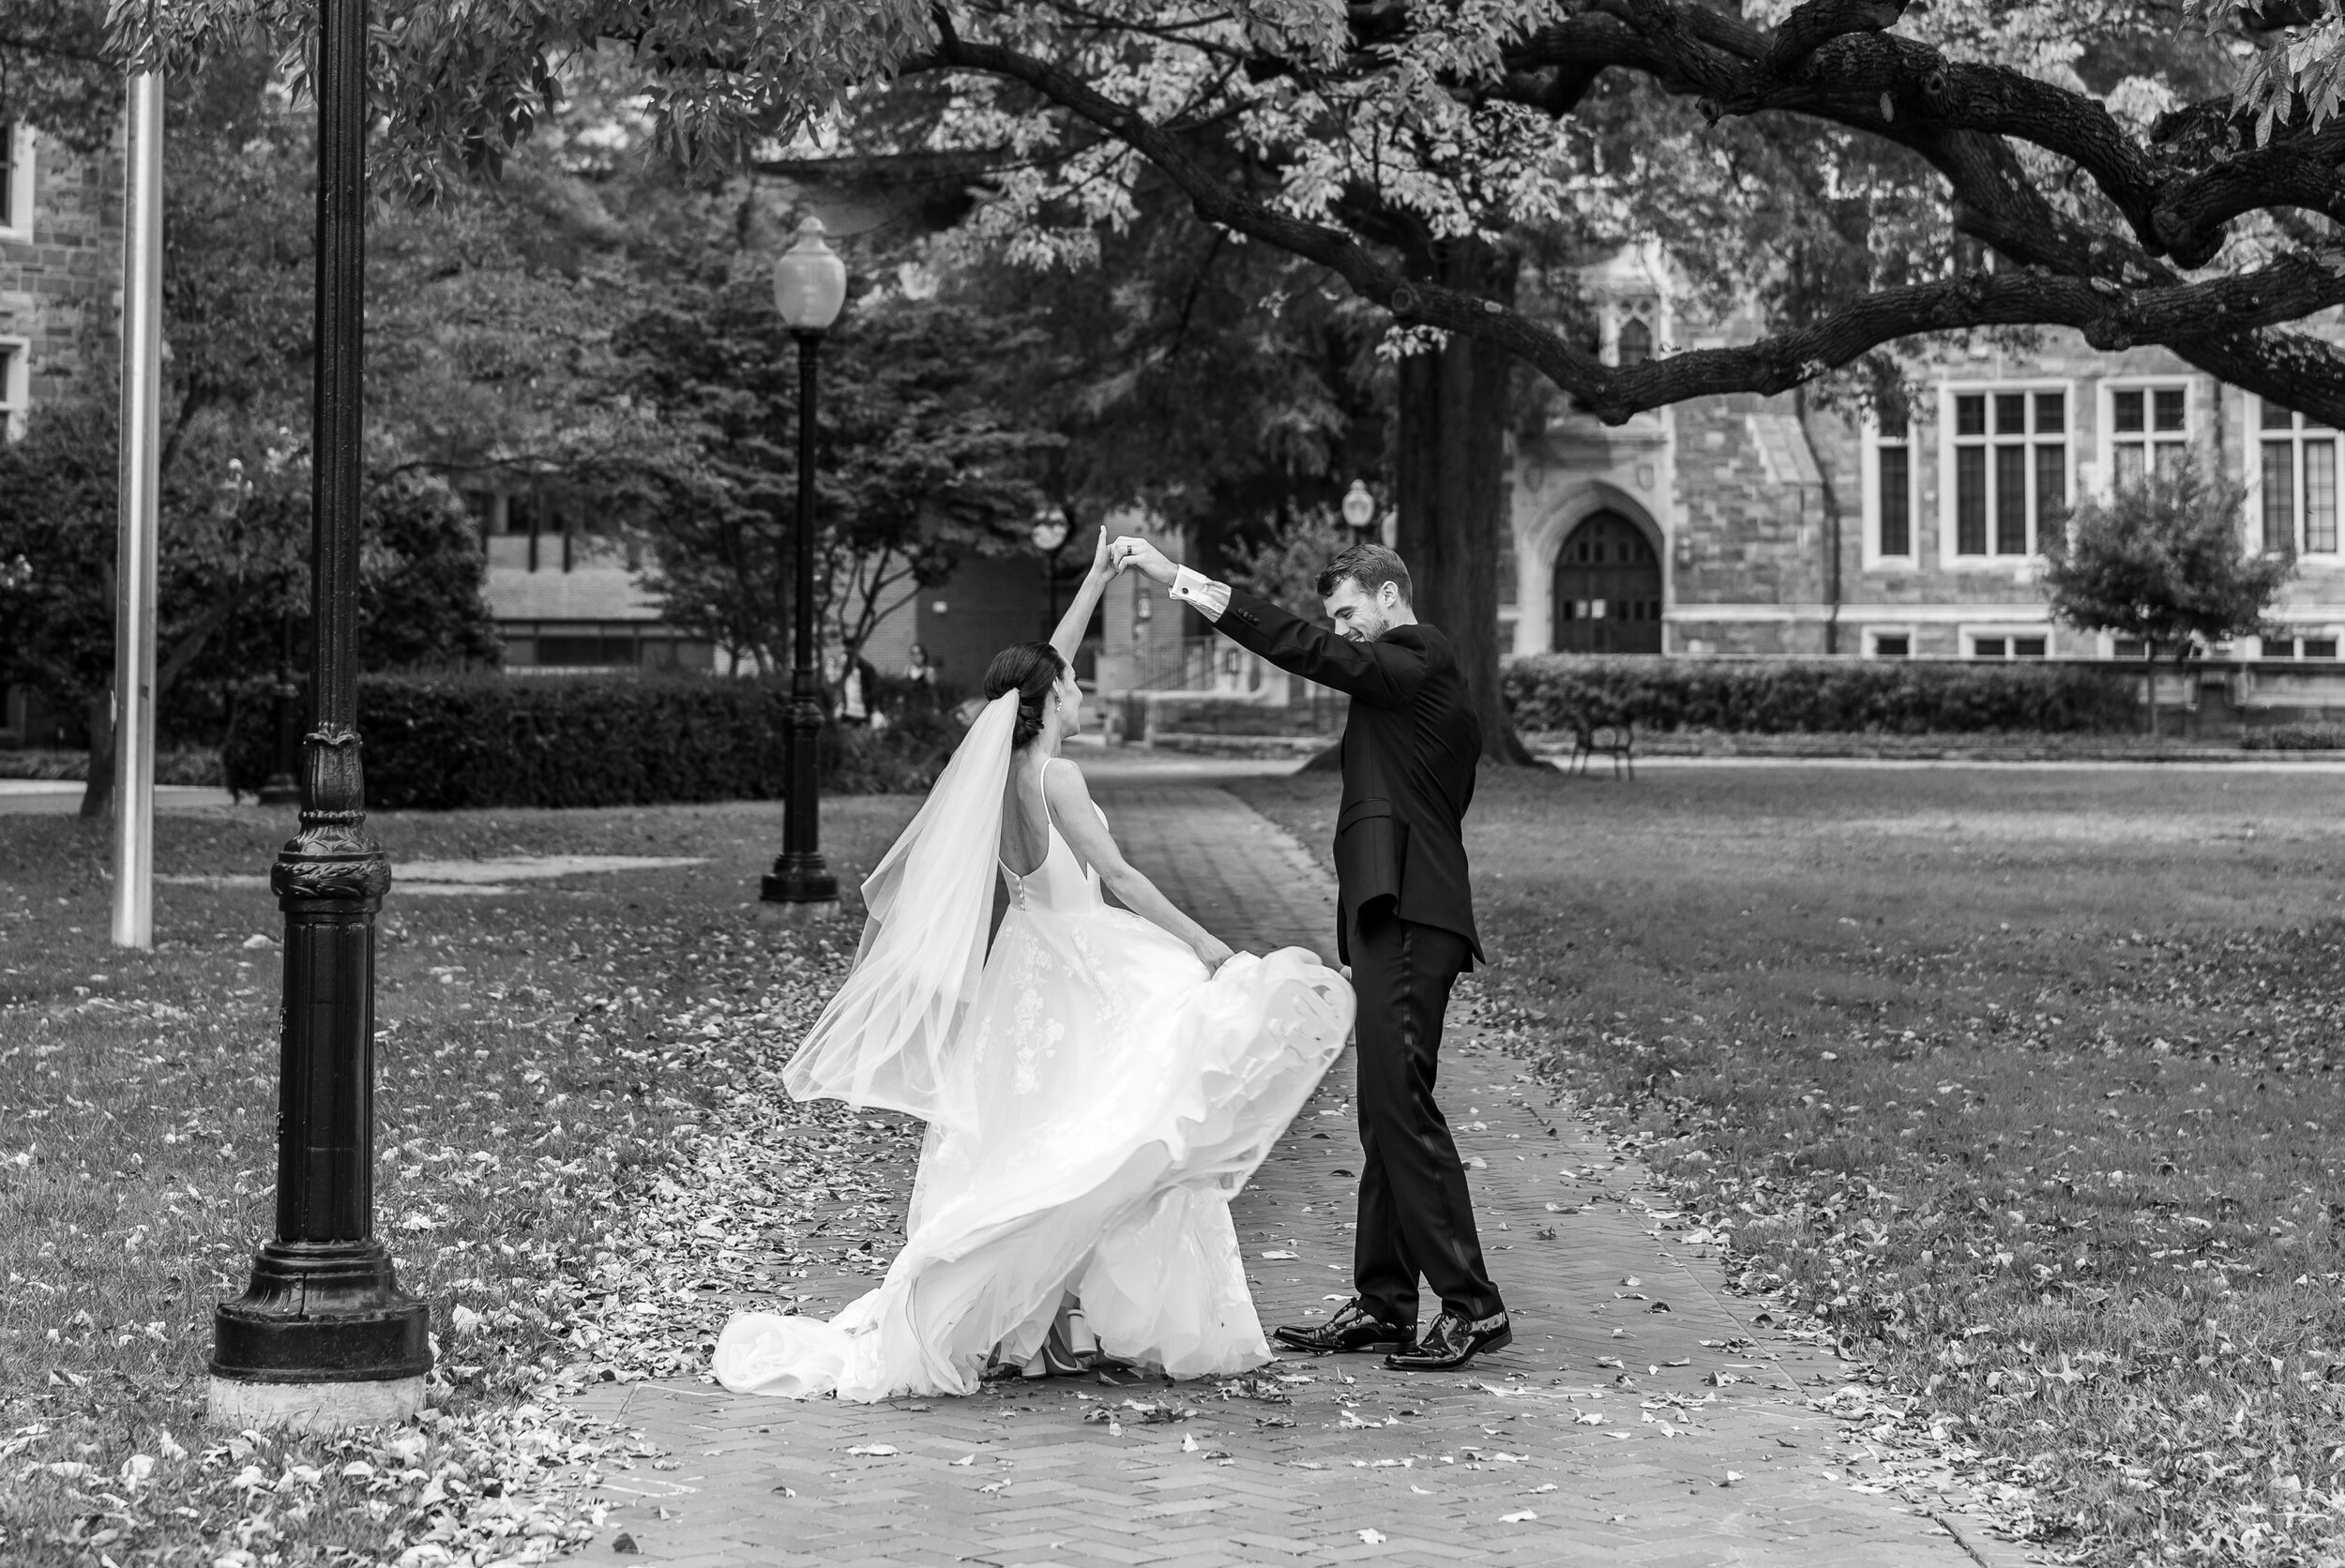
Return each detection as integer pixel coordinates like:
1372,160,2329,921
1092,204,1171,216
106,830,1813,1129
1393,236,1533,764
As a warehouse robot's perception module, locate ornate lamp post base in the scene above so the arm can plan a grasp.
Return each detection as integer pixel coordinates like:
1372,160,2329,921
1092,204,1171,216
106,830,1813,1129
211,1237,431,1389
211,1240,430,1433
761,855,840,905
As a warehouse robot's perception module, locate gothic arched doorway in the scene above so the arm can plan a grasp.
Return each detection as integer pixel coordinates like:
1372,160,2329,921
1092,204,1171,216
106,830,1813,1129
1551,510,1662,654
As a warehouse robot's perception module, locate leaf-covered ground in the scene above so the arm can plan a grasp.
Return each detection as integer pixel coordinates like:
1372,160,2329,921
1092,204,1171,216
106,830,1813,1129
1234,761,2345,1568
0,797,921,1567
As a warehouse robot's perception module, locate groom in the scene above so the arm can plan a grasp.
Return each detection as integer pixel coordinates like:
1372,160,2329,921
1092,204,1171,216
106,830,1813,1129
1112,535,1507,1372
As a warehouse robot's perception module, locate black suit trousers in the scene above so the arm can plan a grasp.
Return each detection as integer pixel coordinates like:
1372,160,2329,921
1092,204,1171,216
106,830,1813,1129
1348,908,1503,1326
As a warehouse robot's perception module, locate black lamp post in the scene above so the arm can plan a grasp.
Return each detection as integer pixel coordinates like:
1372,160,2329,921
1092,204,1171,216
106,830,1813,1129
209,0,431,1430
761,216,846,908
1341,479,1377,545
1031,511,1069,639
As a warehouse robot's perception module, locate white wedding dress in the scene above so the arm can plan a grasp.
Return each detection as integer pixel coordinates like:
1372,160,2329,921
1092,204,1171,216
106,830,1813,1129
713,786,1354,1402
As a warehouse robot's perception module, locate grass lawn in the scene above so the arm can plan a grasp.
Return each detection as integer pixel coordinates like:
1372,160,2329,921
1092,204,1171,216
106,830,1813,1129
0,796,921,1567
1233,761,2345,1567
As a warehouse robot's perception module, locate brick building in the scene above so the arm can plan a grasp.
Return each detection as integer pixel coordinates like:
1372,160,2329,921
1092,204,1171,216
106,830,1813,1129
1508,242,2345,664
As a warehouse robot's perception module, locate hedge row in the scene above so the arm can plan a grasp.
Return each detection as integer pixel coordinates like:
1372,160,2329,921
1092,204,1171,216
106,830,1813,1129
222,673,961,810
2242,723,2345,751
1501,655,2141,736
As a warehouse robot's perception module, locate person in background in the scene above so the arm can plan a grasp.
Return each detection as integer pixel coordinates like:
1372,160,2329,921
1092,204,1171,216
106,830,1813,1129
839,650,881,727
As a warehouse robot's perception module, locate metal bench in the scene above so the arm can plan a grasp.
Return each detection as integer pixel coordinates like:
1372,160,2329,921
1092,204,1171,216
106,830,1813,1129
1567,718,1635,780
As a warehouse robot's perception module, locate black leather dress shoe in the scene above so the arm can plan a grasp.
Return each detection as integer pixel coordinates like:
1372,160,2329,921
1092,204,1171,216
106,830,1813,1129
1384,1308,1511,1371
1273,1298,1413,1354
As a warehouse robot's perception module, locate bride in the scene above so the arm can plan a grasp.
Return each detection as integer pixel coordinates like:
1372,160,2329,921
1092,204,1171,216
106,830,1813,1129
712,527,1355,1402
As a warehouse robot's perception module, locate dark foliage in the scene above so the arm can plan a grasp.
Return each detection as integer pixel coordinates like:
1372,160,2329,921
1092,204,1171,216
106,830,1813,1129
1502,655,2141,737
221,672,961,808
2243,722,2345,750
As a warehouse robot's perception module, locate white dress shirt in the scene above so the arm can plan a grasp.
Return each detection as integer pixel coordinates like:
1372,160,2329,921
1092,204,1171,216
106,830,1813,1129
1169,565,1232,624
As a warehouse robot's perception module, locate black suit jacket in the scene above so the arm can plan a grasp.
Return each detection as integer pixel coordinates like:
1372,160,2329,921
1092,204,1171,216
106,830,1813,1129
1209,588,1482,965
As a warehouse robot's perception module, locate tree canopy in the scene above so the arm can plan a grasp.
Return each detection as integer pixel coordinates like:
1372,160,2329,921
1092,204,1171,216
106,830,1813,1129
614,262,1057,671
101,1,2345,425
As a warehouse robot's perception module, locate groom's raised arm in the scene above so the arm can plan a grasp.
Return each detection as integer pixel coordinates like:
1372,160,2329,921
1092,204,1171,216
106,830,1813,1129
1167,567,1425,710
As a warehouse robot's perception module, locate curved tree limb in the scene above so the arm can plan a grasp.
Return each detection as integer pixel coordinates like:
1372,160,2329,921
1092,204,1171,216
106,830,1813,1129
907,26,2345,427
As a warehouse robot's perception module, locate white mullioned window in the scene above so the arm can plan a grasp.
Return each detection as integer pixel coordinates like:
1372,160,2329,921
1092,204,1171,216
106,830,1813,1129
2254,397,2338,555
1940,383,2071,561
0,124,31,244
1966,627,2050,659
0,338,26,439
2099,379,2195,494
1862,408,1916,565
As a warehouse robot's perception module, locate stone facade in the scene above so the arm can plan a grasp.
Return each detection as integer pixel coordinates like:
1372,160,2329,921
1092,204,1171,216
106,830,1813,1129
1509,245,2345,665
0,125,120,427
0,124,120,745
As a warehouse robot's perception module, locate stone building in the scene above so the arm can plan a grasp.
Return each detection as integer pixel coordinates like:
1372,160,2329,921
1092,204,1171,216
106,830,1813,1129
0,124,122,746
455,489,714,671
1507,242,2345,664
0,124,117,430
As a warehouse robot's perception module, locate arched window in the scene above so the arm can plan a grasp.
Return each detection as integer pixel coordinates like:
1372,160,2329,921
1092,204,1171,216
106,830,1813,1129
1616,317,1652,368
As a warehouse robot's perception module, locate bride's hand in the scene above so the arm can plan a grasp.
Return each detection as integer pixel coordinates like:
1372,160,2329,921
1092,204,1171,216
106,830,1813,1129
1193,934,1236,972
1088,523,1113,580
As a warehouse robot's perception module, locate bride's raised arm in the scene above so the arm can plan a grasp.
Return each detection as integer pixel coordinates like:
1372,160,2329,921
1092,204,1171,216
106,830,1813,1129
1042,759,1235,973
1048,524,1115,663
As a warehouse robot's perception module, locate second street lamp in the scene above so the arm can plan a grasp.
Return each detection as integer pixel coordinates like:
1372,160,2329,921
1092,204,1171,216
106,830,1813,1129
1031,511,1069,638
762,216,846,908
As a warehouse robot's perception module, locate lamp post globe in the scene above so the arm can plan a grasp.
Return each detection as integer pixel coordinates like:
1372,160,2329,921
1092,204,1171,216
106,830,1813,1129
773,216,847,332
1341,479,1376,537
762,215,847,909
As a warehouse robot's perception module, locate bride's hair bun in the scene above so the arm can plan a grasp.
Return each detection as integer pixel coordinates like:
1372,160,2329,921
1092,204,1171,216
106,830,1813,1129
983,641,1070,748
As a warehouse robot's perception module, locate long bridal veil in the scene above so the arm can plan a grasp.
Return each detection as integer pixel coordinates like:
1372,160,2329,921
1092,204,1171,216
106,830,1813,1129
779,690,1018,1133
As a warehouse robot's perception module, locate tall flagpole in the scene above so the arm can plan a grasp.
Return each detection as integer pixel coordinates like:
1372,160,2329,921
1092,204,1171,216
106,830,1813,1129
112,72,164,951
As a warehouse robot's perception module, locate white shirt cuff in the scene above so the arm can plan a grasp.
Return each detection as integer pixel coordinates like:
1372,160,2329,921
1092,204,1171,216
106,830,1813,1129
1170,566,1231,623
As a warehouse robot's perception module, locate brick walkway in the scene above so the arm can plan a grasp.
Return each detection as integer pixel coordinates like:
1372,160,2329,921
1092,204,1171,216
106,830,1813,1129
567,782,2031,1568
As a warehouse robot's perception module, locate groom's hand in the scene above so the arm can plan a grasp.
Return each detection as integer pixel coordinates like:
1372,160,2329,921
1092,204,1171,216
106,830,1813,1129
1112,536,1180,587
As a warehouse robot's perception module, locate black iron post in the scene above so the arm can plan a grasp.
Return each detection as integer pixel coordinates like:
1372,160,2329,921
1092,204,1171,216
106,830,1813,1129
762,329,839,905
259,618,301,807
210,0,431,1421
257,670,302,806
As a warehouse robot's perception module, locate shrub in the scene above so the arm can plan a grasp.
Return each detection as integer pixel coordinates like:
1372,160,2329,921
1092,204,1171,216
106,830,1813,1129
1501,655,2140,736
0,748,222,784
2243,723,2345,751
222,672,961,809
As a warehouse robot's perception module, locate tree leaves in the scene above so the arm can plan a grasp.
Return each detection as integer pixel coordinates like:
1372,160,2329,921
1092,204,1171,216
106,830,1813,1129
2040,454,2295,659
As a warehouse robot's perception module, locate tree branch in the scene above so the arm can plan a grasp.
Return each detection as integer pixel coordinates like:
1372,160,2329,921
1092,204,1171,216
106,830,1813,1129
907,27,2345,426
156,580,253,701
1760,0,1910,80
